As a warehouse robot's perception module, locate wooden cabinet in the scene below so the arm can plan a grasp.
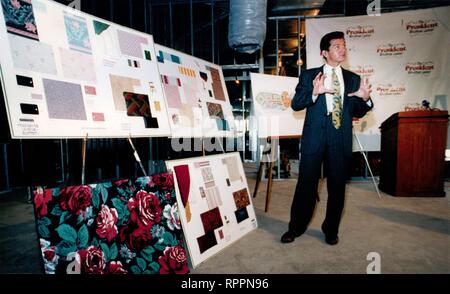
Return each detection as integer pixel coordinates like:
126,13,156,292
379,111,448,197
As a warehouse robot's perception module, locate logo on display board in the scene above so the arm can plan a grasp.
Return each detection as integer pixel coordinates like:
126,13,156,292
406,20,438,34
376,43,406,56
405,61,434,75
350,65,375,77
376,84,406,96
346,25,375,38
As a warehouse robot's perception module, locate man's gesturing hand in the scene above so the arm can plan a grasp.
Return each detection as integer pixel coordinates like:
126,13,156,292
348,77,372,101
312,72,335,96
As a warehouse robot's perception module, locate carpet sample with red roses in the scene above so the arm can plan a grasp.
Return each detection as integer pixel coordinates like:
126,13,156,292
33,173,189,274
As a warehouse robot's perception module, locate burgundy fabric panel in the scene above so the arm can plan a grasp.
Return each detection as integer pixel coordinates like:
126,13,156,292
200,207,223,233
173,165,190,207
197,231,217,254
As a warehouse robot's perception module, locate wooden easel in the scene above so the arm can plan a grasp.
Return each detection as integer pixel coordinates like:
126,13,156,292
253,135,301,212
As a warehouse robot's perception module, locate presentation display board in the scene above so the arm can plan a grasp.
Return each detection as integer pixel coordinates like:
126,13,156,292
155,44,236,138
165,152,257,268
0,0,171,138
250,72,304,138
306,6,450,150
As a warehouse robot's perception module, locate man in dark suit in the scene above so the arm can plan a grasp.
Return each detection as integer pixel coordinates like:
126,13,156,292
281,31,373,245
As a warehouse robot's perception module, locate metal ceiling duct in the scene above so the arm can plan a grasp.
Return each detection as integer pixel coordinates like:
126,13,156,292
228,0,267,54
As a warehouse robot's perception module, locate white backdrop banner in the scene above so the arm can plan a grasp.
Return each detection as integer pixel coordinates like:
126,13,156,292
306,6,450,151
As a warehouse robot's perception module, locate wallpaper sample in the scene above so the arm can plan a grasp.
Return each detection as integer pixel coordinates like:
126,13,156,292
43,78,87,121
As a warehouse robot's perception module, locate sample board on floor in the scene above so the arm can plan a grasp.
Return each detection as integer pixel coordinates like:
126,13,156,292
0,0,171,138
166,152,257,268
155,44,236,138
250,73,304,138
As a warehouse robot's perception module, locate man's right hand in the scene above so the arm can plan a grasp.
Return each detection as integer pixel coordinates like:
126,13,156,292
312,72,335,96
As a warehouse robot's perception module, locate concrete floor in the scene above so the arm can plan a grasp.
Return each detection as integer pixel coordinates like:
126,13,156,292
0,168,449,274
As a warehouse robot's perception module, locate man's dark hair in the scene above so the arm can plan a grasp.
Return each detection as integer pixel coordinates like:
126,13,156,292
320,31,345,52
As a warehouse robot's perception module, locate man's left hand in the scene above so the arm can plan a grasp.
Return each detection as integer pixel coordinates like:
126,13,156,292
281,91,292,107
348,77,372,101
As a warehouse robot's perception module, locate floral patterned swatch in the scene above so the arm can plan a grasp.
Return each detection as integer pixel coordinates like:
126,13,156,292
1,0,39,40
33,173,189,274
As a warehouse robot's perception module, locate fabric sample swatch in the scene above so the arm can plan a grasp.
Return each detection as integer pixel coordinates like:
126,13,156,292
201,167,214,184
109,74,141,111
93,20,110,35
154,101,161,112
162,75,180,86
199,72,208,82
183,201,192,223
207,102,224,119
194,161,210,169
205,186,222,209
235,207,249,223
200,207,223,233
197,231,217,254
157,50,181,64
117,29,148,59
9,34,57,75
128,59,140,68
199,187,206,198
171,55,180,64
233,188,250,209
84,86,97,95
206,66,225,101
60,48,96,82
173,165,190,208
92,112,105,122
125,92,151,117
43,78,87,121
144,50,151,60
216,119,230,131
162,83,182,109
16,75,34,87
64,13,91,54
157,51,164,63
183,84,198,106
221,156,241,182
93,22,120,60
31,94,43,100
32,173,189,274
123,92,159,128
178,66,195,77
2,0,39,40
20,103,39,115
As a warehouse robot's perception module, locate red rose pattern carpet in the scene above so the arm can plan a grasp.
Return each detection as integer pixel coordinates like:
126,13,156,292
33,173,189,274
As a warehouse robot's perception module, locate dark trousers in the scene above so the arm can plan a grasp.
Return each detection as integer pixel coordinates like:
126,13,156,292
289,116,349,237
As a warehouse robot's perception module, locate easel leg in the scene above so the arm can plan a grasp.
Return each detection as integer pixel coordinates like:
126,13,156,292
265,161,274,212
353,132,382,199
253,162,264,198
360,150,382,199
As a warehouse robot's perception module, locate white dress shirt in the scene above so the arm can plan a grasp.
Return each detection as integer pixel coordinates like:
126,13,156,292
312,64,372,111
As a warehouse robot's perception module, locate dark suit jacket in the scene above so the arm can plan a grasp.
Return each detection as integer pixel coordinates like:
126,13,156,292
291,65,373,158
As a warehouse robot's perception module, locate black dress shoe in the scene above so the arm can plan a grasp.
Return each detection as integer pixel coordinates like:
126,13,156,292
324,235,339,245
321,224,339,245
280,230,302,243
